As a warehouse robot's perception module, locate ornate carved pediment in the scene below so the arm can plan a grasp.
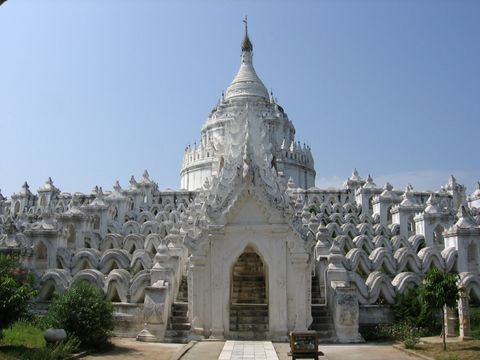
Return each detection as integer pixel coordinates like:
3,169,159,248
181,105,314,256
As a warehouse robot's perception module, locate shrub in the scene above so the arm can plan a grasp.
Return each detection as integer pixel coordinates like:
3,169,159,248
365,321,421,348
393,285,441,335
47,282,113,350
469,306,480,340
0,254,37,335
390,322,421,349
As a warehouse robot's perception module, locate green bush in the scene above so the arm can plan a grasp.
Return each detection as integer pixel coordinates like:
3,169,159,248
47,282,113,350
0,254,37,335
390,322,421,349
393,285,441,335
470,306,480,339
376,321,422,348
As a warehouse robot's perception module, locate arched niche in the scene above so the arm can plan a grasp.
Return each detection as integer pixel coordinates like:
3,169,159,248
67,224,76,249
93,215,100,230
34,241,48,271
433,224,445,248
14,201,21,216
229,245,269,338
468,242,479,272
39,194,47,207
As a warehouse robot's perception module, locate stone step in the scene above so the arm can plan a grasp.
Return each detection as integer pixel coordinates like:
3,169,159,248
168,323,191,331
176,296,188,302
233,270,264,275
177,279,188,301
229,315,269,324
232,286,266,292
229,331,268,340
231,293,266,299
230,304,268,308
171,316,189,323
309,323,331,331
172,306,188,313
229,323,269,332
172,311,188,318
230,311,269,318
163,329,190,344
311,316,330,323
316,331,335,342
309,299,334,339
232,291,266,296
230,306,268,312
172,301,188,309
231,300,266,305
232,279,266,286
311,310,329,317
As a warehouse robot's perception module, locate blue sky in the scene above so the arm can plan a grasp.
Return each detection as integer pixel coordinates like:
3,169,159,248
0,0,479,197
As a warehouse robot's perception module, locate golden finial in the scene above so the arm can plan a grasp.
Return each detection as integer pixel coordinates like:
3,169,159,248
242,16,253,52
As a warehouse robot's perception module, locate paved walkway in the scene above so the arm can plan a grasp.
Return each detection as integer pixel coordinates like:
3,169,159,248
273,343,418,360
82,338,183,360
81,338,421,360
218,341,279,360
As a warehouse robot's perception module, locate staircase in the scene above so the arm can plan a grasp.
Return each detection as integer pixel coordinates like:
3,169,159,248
230,304,268,340
309,274,335,342
311,274,325,305
229,251,268,339
164,276,191,343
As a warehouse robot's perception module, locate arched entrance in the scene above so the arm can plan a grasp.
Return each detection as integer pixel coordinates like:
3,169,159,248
229,246,268,339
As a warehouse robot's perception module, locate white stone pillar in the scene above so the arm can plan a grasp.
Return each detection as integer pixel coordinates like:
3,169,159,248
444,306,457,337
331,282,363,343
189,255,208,338
458,295,471,340
291,252,310,332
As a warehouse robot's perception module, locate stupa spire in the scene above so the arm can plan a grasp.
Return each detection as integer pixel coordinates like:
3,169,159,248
224,17,269,100
242,16,253,52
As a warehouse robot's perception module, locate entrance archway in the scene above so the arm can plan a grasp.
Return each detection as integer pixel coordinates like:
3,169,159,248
229,245,268,339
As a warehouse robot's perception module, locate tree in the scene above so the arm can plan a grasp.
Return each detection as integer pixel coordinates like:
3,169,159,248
423,268,460,351
0,253,37,336
47,282,113,350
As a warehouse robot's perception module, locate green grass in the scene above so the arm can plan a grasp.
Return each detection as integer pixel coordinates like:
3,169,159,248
0,320,78,360
1,321,46,348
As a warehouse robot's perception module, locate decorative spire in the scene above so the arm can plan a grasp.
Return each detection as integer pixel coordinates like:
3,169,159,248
383,182,393,192
242,16,253,52
113,180,122,192
129,175,137,188
143,169,150,181
455,203,477,228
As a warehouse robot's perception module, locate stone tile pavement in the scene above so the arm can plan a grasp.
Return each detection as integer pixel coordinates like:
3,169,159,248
217,341,279,360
